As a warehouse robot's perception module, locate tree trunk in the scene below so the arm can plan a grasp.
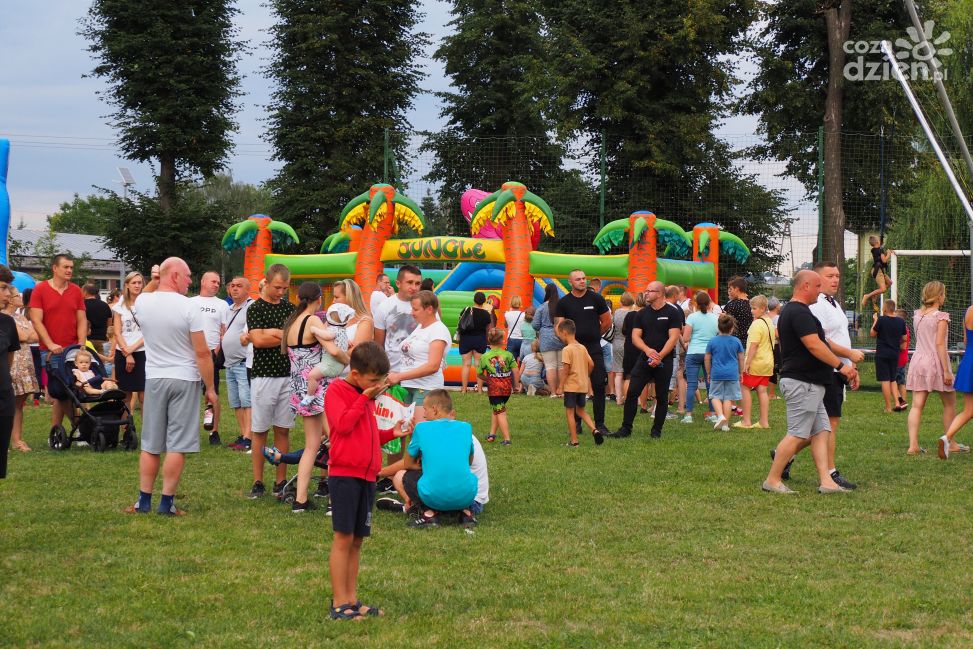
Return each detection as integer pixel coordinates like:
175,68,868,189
158,153,177,214
822,1,852,293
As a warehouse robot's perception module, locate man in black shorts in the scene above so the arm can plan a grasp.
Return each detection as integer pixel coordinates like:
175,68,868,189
610,281,682,439
555,269,612,438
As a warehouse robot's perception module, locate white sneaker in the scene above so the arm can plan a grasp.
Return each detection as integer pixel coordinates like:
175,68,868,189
713,416,727,430
526,385,537,396
720,424,730,432
680,414,693,424
705,414,719,423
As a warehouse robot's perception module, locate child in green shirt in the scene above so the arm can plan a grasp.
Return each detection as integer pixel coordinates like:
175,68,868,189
478,328,516,445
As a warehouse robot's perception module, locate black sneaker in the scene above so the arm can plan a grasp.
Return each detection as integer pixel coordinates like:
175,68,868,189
209,431,221,446
649,429,662,439
248,481,266,499
408,512,439,528
770,449,796,481
376,497,406,513
592,428,605,445
292,499,316,513
313,482,330,498
375,477,396,494
227,435,244,449
640,407,650,415
272,480,287,497
831,470,857,490
611,427,632,438
459,512,478,528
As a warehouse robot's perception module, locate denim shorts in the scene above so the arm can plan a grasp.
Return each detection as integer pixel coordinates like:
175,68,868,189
225,362,251,409
402,386,429,406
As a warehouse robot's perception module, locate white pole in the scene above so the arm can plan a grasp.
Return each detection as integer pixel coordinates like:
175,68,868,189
881,40,973,226
891,252,898,303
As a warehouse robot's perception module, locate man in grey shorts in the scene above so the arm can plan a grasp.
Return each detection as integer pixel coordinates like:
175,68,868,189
124,257,217,516
763,270,858,495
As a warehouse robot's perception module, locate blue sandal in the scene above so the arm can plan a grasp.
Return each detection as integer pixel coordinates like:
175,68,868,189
262,446,281,466
355,600,383,617
330,602,362,621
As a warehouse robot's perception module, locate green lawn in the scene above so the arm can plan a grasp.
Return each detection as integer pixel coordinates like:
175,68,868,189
2,378,973,648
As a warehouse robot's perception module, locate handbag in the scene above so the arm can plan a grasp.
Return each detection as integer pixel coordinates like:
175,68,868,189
458,306,475,334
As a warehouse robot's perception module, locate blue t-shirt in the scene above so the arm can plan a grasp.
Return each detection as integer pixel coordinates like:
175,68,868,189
705,334,744,381
686,311,719,355
407,419,478,511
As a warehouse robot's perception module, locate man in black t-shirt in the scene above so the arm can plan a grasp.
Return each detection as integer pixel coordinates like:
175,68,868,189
83,283,112,349
610,281,682,439
763,270,858,494
555,270,612,436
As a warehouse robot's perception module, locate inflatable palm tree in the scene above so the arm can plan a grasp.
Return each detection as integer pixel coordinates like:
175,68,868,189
592,212,691,293
470,182,554,318
222,215,299,298
338,184,424,304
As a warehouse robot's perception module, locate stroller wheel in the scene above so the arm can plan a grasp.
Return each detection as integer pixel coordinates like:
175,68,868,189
48,425,69,451
282,493,295,504
92,430,107,453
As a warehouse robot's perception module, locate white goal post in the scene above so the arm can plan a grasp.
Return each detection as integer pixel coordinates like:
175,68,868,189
889,249,971,304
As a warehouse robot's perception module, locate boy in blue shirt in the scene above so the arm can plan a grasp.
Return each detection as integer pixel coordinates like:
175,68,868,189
392,389,479,528
705,314,745,431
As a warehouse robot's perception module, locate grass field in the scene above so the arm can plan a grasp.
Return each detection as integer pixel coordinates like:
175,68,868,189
2,377,973,648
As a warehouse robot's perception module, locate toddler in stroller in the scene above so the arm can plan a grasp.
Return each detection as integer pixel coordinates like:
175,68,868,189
263,439,331,513
46,344,136,452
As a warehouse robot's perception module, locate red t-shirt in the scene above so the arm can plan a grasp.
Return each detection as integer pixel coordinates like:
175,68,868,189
28,280,84,350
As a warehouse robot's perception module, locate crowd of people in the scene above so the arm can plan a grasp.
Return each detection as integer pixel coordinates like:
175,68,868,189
4,251,973,620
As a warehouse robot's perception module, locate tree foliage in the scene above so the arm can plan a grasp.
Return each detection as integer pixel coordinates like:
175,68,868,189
80,1,243,211
539,0,788,273
48,193,118,236
265,0,428,249
422,0,566,235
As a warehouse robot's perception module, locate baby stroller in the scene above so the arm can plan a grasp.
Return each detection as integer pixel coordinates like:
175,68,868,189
45,344,138,452
274,440,330,504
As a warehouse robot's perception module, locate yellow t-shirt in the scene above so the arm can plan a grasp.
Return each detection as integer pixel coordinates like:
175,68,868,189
745,316,776,377
561,342,592,393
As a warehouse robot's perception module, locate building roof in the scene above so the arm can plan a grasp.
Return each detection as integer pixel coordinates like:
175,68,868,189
9,229,119,261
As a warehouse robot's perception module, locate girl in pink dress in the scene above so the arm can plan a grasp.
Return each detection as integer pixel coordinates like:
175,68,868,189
906,281,956,455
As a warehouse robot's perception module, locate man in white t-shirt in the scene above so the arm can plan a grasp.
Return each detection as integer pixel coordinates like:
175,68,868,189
370,272,393,314
190,271,228,446
124,257,216,517
373,265,422,373
221,276,253,452
807,260,864,491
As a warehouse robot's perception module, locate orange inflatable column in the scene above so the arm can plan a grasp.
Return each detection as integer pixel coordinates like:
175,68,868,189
627,211,657,295
692,223,721,304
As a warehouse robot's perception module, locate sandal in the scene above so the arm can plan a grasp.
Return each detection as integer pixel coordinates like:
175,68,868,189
262,446,282,466
355,600,384,617
330,602,363,621
485,434,496,443
14,440,31,452
906,447,926,456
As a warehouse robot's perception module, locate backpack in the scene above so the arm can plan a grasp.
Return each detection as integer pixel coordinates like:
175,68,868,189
458,307,475,334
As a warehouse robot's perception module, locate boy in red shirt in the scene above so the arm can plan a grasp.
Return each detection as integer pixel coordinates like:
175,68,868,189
325,341,407,621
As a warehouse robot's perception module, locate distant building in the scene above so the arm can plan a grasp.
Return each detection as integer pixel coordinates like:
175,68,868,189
8,229,126,292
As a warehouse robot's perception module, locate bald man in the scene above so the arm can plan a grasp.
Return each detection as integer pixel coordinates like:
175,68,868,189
126,257,217,516
763,270,858,495
190,271,228,445
610,281,683,439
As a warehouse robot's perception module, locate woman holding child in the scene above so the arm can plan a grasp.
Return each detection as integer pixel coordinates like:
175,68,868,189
331,279,373,353
388,290,451,422
283,282,350,512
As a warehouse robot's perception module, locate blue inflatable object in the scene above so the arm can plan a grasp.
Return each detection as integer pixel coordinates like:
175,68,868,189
0,139,37,291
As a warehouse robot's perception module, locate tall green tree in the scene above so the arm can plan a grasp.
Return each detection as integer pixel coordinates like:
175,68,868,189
80,1,243,212
541,0,789,273
740,0,914,266
423,0,566,235
265,0,428,249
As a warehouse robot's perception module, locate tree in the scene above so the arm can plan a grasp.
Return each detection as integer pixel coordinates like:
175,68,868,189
541,0,789,276
422,0,565,235
265,0,428,249
740,0,914,266
80,1,243,212
98,182,233,276
48,193,118,235
419,189,450,237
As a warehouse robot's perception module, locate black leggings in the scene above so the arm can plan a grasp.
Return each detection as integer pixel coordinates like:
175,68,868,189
620,361,674,434
588,345,608,428
0,414,13,479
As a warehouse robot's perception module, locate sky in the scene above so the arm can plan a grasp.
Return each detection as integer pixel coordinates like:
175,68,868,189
1,0,831,269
